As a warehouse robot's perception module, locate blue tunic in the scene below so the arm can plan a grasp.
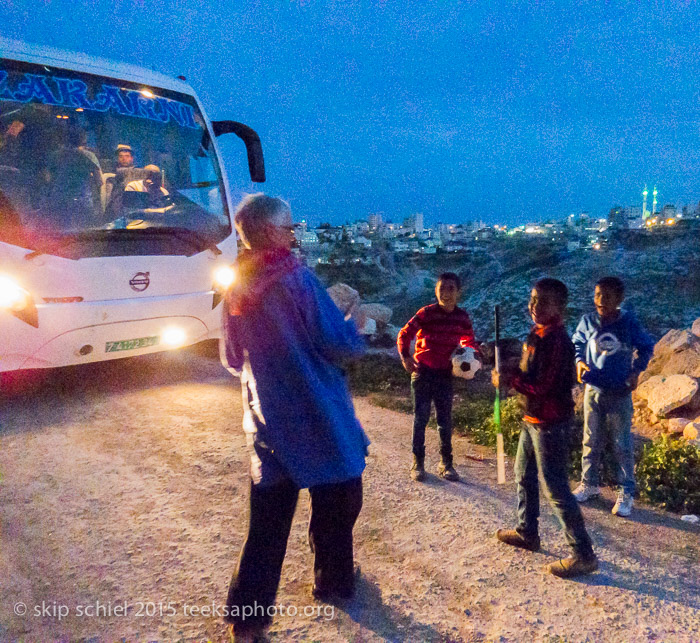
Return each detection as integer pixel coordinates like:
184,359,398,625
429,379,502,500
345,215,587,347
222,263,369,488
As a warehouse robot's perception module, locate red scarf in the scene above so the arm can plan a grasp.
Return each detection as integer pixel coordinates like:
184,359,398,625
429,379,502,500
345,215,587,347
226,247,301,315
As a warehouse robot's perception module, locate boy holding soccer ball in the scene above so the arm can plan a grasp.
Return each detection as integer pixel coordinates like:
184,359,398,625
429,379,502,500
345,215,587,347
397,272,479,482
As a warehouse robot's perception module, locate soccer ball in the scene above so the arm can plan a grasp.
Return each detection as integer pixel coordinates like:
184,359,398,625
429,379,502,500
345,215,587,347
451,346,482,380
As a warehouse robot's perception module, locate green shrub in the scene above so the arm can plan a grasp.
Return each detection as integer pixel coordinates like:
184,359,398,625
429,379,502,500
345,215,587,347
636,436,700,513
469,396,523,456
451,395,495,437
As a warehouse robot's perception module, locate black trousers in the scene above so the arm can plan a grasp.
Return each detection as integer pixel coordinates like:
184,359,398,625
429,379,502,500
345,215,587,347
411,366,454,463
225,476,363,630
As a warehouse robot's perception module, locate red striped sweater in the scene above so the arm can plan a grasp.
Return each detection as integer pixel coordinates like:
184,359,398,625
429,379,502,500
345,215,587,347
397,303,477,370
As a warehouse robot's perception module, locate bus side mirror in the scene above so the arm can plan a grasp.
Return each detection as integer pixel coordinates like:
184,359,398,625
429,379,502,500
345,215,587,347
211,121,266,183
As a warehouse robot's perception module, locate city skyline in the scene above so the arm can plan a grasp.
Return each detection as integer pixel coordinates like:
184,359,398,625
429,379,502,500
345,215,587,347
6,1,700,227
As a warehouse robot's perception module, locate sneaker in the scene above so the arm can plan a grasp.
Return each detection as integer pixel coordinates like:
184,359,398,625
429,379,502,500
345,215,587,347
495,528,541,552
572,483,601,503
410,457,426,482
437,462,459,481
612,491,633,517
546,554,598,578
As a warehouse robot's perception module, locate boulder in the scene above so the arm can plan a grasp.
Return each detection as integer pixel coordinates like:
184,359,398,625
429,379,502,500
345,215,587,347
668,418,691,434
654,329,686,357
639,344,700,384
683,423,700,441
669,330,698,353
358,317,377,336
692,318,700,339
640,374,699,417
636,376,660,401
360,303,393,326
327,283,360,315
688,388,700,412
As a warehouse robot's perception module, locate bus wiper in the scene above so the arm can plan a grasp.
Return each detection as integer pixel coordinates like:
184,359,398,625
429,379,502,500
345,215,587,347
147,226,222,255
80,226,222,256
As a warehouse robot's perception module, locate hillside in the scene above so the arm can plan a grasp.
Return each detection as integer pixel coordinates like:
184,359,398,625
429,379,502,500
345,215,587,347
328,231,700,343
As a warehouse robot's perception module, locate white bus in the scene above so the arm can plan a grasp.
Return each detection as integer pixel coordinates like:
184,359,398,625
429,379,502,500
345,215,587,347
0,38,264,377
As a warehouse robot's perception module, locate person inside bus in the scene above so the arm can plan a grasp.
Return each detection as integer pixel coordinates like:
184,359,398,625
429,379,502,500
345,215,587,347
0,120,26,168
44,125,103,228
106,143,142,215
116,143,135,169
123,164,173,210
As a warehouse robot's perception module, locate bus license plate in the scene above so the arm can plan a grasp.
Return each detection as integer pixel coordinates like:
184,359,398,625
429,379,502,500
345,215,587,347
105,336,160,353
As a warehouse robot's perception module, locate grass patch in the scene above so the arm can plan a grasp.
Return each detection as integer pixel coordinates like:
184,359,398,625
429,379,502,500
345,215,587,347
345,354,408,397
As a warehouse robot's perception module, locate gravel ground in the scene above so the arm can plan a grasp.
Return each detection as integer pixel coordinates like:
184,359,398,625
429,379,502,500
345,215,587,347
0,350,699,642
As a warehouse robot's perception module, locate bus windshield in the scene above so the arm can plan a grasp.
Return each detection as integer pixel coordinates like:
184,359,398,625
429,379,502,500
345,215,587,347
0,59,230,256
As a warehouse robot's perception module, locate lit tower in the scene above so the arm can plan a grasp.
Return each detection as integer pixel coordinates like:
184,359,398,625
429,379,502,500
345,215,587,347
642,185,648,219
652,186,658,216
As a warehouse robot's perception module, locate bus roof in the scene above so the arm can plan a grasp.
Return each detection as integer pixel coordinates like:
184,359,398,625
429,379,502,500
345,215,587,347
0,37,195,96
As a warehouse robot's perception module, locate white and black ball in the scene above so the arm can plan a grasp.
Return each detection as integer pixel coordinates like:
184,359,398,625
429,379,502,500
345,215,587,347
451,346,482,380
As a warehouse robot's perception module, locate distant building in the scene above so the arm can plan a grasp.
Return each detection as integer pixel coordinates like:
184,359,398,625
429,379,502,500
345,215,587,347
403,213,424,234
367,213,383,229
297,231,319,247
627,206,643,229
661,204,676,221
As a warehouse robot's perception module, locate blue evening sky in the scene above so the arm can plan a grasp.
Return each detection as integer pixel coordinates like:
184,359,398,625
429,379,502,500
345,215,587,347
3,1,699,227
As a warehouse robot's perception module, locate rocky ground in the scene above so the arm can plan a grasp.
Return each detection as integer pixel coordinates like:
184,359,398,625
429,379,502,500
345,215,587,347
1,350,699,642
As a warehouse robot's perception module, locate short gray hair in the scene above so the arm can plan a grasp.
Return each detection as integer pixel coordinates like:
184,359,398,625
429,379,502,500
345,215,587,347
233,193,291,249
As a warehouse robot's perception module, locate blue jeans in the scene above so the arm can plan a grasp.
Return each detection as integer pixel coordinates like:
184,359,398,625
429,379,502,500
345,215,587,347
581,385,635,495
411,366,453,464
515,420,594,558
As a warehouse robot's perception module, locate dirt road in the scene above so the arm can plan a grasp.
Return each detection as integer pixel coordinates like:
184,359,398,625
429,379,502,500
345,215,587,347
1,350,699,642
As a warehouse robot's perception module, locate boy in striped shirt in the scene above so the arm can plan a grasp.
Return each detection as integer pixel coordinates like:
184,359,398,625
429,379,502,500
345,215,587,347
397,272,478,481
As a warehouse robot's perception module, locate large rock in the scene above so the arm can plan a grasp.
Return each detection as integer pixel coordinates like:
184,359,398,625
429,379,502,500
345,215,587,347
688,388,700,412
358,317,377,336
669,330,698,353
638,374,699,417
668,418,691,434
692,318,700,339
683,422,700,441
639,343,700,383
326,283,360,315
360,303,393,326
654,329,687,357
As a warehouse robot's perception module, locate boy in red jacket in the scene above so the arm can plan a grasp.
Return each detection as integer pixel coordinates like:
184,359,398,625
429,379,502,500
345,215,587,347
397,272,478,481
493,278,597,578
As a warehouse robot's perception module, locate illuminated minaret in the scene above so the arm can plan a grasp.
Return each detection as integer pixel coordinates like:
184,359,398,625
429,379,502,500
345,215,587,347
652,186,658,216
642,185,648,219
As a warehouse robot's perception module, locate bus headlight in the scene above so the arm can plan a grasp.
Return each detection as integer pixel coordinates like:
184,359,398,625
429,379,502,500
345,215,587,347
162,326,187,347
0,274,38,327
0,275,31,311
213,265,236,289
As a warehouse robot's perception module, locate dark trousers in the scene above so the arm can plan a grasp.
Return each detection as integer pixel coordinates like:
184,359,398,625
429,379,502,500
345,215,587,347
411,366,454,464
225,476,363,630
515,420,594,558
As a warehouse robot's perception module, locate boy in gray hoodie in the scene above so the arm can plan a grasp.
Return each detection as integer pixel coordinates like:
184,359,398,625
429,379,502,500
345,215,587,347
571,276,655,517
